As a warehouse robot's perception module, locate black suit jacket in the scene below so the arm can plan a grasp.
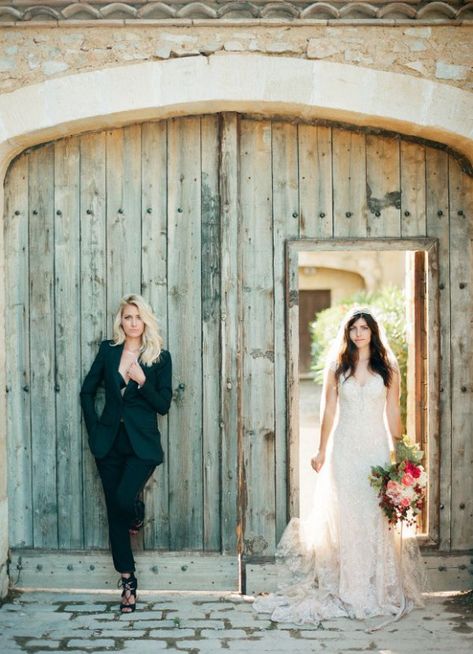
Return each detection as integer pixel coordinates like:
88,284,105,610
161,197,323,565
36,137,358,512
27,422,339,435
80,340,172,463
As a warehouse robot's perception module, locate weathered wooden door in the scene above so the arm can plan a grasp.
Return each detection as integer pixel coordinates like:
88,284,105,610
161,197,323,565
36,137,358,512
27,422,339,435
4,117,237,572
4,114,473,591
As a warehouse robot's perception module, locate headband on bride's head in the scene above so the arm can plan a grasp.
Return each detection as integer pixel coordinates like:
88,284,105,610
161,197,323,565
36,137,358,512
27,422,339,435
345,306,375,320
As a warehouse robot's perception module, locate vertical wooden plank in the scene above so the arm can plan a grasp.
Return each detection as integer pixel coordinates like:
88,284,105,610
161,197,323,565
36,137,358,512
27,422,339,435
201,115,222,552
286,245,301,521
366,134,401,237
426,240,440,544
401,141,426,237
141,121,170,550
80,132,108,549
413,251,427,453
240,118,276,556
167,117,203,550
29,145,58,548
298,124,333,238
425,148,451,551
220,113,240,555
448,157,473,550
106,125,142,328
271,121,299,539
333,129,368,237
4,154,32,547
54,137,83,549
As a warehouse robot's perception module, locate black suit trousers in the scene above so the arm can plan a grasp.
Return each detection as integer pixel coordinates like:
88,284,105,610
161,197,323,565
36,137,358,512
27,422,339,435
95,424,156,573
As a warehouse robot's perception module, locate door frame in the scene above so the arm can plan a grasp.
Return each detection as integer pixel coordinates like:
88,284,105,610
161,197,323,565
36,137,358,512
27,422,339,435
285,237,440,547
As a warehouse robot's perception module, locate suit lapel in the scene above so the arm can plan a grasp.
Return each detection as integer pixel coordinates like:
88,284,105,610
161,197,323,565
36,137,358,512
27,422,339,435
109,341,125,398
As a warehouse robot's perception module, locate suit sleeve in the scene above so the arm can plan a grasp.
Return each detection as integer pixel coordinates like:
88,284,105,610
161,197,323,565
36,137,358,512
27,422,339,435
138,350,173,415
80,341,106,434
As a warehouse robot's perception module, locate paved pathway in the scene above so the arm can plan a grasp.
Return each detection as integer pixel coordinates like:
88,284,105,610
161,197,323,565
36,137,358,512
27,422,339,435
1,589,472,653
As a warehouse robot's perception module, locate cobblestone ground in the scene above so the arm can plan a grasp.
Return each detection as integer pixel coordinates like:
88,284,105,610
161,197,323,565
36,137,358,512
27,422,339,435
1,590,472,654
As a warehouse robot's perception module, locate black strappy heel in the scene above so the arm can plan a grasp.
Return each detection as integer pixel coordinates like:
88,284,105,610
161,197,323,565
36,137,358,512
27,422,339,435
119,573,138,613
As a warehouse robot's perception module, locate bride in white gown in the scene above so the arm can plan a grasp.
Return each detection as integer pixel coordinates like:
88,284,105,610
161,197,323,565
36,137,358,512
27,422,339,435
253,307,424,626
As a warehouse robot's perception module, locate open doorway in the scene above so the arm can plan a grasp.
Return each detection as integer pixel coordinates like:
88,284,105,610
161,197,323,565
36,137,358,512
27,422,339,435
286,239,440,545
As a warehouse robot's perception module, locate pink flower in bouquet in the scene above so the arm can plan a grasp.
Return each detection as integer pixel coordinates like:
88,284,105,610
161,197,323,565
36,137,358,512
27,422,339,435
386,480,403,504
401,472,415,487
400,497,410,508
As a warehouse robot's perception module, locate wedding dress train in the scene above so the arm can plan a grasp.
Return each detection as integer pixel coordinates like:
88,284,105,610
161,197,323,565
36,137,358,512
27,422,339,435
253,370,425,626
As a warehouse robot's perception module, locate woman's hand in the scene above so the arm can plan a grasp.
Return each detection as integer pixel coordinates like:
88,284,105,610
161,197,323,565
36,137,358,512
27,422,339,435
311,451,325,473
128,361,146,386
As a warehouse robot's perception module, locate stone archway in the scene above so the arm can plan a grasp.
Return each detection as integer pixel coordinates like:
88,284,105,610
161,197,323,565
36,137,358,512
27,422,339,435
0,53,472,596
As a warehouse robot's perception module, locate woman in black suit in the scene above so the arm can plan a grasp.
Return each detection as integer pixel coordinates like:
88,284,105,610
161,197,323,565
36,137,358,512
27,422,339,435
80,294,172,613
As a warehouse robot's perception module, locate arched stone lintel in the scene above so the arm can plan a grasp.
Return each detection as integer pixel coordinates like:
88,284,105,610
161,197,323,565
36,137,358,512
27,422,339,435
0,54,472,173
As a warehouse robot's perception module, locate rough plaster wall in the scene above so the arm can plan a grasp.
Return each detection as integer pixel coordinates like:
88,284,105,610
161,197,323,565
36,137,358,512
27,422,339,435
0,25,471,94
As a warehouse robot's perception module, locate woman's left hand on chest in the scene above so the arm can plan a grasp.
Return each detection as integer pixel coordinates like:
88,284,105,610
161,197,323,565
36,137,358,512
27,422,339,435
128,361,146,386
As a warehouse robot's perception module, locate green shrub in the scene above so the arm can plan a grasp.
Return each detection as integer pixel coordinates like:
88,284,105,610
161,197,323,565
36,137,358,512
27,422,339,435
310,286,408,427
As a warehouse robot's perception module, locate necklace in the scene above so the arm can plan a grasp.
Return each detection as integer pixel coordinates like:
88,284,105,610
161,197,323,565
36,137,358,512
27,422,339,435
124,346,141,354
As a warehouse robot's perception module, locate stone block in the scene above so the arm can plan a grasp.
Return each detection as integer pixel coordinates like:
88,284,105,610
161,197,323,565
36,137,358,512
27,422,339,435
223,41,246,52
66,639,115,649
406,40,428,52
403,27,432,38
404,61,427,75
307,40,340,60
180,619,226,629
344,50,373,65
154,46,172,59
42,61,69,76
63,604,108,612
200,628,248,638
0,59,14,73
147,628,196,638
161,33,198,45
266,42,301,54
435,62,468,81
22,640,60,649
120,642,169,652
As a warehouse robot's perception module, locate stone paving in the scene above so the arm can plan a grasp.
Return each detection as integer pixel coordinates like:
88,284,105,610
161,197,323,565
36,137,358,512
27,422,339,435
1,589,473,654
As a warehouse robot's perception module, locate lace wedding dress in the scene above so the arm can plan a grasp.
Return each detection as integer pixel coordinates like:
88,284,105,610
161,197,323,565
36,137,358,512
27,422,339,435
253,370,425,626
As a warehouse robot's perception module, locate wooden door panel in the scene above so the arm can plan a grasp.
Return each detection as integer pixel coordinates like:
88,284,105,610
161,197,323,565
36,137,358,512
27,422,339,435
240,118,276,555
4,153,32,549
79,131,108,549
167,117,204,550
54,136,83,549
141,121,170,550
5,118,223,554
29,145,57,548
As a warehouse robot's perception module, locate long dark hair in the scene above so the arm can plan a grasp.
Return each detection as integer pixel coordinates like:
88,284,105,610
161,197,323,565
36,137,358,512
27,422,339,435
335,310,394,387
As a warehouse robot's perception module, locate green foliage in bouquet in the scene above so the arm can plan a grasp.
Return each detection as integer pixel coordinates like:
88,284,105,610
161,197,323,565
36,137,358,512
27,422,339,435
310,285,408,427
395,434,424,465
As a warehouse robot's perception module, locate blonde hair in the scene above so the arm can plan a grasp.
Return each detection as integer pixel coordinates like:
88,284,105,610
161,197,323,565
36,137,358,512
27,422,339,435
112,294,163,366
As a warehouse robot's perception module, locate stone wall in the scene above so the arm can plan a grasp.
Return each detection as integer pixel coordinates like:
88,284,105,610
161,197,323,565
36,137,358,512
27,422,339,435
1,24,472,94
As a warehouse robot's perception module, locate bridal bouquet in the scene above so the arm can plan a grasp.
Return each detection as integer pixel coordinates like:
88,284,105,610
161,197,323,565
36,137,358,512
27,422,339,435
369,436,427,527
